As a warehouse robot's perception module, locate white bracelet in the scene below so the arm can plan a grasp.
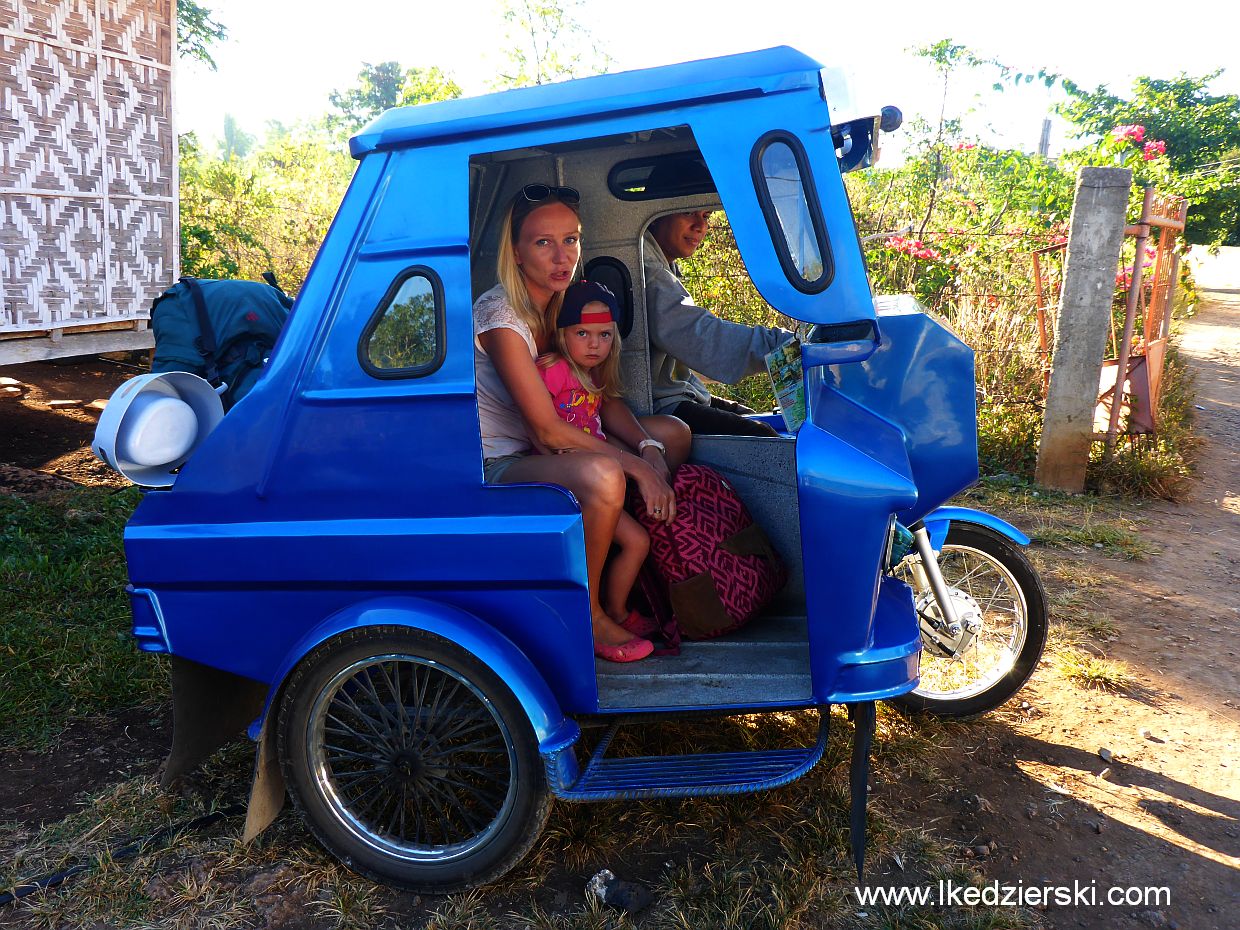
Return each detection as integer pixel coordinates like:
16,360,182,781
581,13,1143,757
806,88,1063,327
638,438,666,454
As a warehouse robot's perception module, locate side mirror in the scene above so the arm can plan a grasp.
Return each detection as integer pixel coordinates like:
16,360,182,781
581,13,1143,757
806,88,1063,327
879,106,903,133
92,372,225,487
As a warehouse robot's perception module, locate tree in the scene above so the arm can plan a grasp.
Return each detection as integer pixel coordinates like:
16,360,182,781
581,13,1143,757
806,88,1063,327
328,62,462,134
1058,74,1240,247
494,0,612,88
220,113,255,160
177,0,226,70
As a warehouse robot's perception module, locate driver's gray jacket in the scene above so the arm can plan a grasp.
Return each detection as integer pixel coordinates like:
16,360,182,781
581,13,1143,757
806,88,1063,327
643,232,794,415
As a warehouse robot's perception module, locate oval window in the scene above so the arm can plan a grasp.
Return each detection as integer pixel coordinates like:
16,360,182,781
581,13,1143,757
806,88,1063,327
756,139,829,288
363,272,442,375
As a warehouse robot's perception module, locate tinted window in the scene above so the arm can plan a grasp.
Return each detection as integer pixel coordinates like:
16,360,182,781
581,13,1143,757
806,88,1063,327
363,272,442,375
755,139,829,289
608,153,716,201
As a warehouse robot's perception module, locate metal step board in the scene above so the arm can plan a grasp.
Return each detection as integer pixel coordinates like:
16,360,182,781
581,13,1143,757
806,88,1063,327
549,710,829,800
594,614,812,709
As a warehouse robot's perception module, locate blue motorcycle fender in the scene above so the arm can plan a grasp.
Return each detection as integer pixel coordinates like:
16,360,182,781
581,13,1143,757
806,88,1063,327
250,595,580,754
920,506,1031,552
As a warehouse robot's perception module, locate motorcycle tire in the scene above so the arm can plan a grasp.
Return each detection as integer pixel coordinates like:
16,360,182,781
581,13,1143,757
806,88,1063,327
277,625,552,892
891,524,1048,718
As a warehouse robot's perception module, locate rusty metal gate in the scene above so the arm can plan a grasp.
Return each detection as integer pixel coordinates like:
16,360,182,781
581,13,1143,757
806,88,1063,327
1033,188,1188,451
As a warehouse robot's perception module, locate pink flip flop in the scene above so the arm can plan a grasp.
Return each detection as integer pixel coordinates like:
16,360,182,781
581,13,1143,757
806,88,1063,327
594,636,654,663
618,609,660,639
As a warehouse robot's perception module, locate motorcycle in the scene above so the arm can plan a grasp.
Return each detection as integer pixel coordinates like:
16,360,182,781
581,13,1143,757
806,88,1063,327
93,46,1048,891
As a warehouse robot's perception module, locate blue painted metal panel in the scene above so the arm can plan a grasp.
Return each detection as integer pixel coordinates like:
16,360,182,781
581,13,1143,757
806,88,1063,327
831,300,979,524
921,507,1031,551
245,596,579,750
350,47,822,155
827,577,921,702
795,380,920,703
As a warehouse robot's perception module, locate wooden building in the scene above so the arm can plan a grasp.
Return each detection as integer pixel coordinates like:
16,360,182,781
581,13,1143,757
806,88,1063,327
1,0,175,364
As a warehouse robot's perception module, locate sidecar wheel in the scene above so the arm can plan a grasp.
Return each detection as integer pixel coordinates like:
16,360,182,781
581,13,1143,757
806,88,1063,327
278,626,551,892
891,525,1048,718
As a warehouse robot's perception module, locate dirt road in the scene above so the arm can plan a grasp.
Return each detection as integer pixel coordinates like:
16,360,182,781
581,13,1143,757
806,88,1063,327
892,290,1238,930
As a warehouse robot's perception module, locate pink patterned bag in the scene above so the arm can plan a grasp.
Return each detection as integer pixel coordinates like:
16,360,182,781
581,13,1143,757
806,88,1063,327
629,464,787,641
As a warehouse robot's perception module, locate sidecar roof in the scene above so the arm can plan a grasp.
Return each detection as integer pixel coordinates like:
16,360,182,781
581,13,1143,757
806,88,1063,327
349,46,823,157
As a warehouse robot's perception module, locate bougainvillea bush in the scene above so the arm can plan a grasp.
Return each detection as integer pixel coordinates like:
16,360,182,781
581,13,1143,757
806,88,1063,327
845,143,1076,476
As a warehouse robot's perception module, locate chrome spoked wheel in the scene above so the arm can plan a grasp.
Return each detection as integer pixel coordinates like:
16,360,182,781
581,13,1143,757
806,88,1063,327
280,627,551,892
309,655,517,862
892,525,1048,718
901,546,1026,700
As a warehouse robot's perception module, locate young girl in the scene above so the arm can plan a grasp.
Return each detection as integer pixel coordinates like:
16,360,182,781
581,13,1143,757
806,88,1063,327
535,281,660,659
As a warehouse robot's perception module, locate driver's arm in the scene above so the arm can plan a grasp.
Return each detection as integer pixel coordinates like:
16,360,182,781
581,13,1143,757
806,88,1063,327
644,250,792,385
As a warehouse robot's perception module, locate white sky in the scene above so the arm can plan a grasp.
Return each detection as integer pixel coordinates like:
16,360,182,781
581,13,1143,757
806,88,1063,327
178,0,1239,158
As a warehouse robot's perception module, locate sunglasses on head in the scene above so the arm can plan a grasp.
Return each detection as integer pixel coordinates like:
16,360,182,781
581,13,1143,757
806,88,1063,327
521,184,581,205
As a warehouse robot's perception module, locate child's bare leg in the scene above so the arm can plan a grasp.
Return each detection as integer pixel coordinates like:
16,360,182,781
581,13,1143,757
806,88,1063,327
605,512,650,622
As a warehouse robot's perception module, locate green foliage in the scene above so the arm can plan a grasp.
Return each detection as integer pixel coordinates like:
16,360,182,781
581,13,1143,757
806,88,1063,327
176,0,226,70
846,142,1074,480
678,215,795,412
328,61,462,134
179,127,354,290
1058,74,1240,246
494,0,612,88
0,488,166,747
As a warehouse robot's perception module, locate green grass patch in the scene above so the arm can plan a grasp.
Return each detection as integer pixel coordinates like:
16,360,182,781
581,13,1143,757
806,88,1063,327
0,486,166,748
957,477,1153,560
1034,521,1151,560
1052,647,1134,693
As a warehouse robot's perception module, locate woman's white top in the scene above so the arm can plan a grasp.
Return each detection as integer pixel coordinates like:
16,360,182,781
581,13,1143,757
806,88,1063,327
473,283,538,458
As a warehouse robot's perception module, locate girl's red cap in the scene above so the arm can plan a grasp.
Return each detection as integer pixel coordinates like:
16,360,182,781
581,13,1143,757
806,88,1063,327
558,281,619,327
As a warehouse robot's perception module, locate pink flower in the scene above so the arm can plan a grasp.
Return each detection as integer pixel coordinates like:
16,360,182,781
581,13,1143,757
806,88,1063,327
883,235,940,262
1111,124,1146,144
1142,139,1166,160
953,142,977,152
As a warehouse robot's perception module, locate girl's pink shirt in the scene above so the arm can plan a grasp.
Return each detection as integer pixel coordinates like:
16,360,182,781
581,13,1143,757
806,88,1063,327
538,357,606,441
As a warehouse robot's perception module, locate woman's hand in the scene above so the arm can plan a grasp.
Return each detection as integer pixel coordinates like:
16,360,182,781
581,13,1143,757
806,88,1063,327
640,444,672,484
630,455,676,524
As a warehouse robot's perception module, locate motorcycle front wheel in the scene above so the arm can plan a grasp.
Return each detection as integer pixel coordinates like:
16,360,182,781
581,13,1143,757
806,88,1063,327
891,524,1048,718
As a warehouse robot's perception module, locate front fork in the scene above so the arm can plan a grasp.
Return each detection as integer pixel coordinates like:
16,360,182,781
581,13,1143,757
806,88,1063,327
906,526,979,659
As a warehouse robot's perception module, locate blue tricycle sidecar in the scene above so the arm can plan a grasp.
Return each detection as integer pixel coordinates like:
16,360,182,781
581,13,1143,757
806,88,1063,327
104,46,1047,891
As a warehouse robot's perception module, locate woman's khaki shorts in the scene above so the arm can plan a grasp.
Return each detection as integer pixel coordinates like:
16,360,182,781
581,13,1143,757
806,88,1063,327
483,452,528,484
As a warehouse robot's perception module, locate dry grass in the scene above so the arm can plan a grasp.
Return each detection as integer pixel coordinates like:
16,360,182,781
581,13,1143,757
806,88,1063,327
0,707,1040,930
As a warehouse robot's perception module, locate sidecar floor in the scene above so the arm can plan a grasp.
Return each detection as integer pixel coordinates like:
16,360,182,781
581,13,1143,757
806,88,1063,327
594,613,811,709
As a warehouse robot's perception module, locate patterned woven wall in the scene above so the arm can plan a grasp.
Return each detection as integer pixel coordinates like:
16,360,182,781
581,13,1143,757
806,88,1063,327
1,0,175,332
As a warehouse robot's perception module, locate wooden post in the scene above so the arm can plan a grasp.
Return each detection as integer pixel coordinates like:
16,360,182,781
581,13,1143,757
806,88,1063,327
1034,167,1132,493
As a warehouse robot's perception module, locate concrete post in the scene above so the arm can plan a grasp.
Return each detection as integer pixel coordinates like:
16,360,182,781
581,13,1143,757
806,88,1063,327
1034,167,1132,493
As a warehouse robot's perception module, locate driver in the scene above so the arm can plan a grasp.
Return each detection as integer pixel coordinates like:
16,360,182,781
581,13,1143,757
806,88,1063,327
643,162,795,437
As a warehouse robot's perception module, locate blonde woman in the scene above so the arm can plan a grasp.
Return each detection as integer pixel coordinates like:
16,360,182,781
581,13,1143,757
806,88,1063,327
473,185,690,662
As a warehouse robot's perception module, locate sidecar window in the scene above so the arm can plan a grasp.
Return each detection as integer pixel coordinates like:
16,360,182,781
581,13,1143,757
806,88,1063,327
359,268,445,378
751,133,832,293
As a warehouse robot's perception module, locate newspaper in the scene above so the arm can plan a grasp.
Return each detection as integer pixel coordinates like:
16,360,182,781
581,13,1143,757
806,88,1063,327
765,338,806,432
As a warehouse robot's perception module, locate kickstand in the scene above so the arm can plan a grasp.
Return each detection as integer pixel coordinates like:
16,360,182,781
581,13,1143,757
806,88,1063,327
849,700,876,882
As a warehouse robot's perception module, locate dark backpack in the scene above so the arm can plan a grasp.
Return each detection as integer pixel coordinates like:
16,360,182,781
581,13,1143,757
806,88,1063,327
150,275,293,410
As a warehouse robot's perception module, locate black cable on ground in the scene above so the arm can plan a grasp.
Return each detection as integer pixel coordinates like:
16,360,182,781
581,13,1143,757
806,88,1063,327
0,803,245,907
